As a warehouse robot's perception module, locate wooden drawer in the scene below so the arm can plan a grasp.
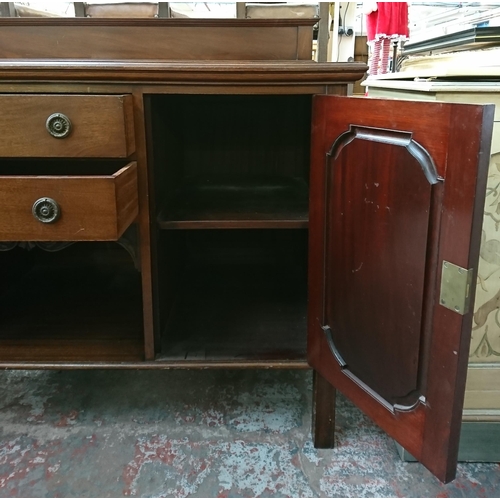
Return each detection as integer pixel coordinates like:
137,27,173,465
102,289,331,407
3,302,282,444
0,94,135,157
0,162,138,241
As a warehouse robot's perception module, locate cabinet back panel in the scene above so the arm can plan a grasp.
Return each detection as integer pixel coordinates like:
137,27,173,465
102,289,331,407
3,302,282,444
184,229,308,266
150,95,311,189
158,229,308,362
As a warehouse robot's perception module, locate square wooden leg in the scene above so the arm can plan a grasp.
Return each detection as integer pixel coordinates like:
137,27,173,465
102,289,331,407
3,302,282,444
312,370,336,448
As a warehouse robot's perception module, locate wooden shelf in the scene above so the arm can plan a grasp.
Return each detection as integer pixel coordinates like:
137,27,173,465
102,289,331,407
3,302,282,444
0,248,144,363
157,175,309,229
158,261,307,362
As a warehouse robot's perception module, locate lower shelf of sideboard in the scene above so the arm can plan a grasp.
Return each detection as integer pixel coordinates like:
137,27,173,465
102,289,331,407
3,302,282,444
0,240,308,367
0,244,144,363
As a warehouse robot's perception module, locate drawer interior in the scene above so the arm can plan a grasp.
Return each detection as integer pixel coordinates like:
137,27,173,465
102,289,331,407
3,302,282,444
0,159,129,176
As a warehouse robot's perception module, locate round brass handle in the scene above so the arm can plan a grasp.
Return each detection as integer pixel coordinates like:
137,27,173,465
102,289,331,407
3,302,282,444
46,113,72,139
32,198,61,224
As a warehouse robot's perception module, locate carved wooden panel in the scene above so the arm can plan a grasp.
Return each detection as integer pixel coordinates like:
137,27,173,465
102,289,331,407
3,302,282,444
324,126,440,410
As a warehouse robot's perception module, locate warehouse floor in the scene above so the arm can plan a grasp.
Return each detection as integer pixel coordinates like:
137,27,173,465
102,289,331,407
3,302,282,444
0,369,499,497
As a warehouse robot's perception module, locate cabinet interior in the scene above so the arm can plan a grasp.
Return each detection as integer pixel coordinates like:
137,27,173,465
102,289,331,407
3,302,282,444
150,94,312,229
0,242,144,362
149,94,312,363
0,94,313,365
157,229,308,362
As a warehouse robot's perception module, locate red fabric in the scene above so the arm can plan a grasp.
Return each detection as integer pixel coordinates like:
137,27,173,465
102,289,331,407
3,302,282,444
366,2,409,41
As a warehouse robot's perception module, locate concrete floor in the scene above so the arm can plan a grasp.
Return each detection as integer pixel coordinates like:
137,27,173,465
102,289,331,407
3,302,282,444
0,369,499,497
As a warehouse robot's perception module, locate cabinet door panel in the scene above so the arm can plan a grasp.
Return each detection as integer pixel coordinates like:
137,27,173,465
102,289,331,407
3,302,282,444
308,96,494,483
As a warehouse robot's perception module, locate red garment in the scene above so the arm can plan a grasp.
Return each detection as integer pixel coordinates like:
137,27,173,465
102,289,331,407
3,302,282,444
366,2,409,42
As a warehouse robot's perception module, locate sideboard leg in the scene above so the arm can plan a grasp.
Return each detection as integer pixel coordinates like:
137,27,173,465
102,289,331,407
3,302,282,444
312,370,336,448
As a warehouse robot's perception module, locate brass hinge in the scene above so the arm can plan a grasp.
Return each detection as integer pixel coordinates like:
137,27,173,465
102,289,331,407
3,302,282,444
439,261,473,315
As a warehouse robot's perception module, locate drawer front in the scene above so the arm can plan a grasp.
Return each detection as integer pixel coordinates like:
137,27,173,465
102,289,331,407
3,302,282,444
0,162,138,241
0,94,135,158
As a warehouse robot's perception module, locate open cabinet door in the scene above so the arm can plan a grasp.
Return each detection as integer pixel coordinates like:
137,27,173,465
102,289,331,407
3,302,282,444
308,95,494,483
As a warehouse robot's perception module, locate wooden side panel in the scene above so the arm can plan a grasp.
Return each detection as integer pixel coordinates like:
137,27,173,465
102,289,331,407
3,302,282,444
308,96,494,482
421,104,494,481
0,95,134,158
132,90,157,360
297,25,314,60
122,95,136,157
114,163,139,238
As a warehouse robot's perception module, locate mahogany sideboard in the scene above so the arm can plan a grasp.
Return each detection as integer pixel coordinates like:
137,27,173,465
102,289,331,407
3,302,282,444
0,18,494,483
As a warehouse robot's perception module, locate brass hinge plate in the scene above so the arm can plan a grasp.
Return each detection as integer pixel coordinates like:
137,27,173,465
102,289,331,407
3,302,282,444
439,261,473,315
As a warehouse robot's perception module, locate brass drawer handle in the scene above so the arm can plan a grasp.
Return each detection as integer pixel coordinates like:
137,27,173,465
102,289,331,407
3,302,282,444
32,197,61,224
46,113,72,139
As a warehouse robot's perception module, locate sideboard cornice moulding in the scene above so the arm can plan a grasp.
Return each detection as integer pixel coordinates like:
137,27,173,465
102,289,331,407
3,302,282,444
0,60,366,84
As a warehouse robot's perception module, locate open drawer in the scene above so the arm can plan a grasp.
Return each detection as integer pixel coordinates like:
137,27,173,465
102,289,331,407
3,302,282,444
0,161,138,241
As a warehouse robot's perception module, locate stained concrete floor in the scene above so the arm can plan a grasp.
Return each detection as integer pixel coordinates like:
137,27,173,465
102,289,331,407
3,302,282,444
0,369,499,497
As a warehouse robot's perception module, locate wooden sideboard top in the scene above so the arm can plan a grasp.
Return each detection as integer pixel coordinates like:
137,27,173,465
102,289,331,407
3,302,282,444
0,18,367,84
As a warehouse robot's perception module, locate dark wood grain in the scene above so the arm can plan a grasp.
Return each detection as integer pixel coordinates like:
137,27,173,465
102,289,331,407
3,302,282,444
307,95,494,482
131,90,157,361
325,132,434,406
0,19,316,61
0,162,138,241
0,360,309,370
0,94,134,157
